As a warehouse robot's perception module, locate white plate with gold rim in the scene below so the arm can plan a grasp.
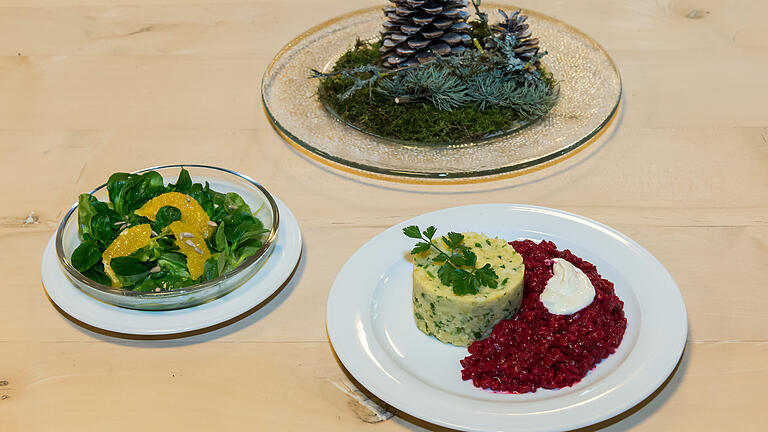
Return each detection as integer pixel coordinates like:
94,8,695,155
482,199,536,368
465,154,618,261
42,198,301,335
326,204,686,432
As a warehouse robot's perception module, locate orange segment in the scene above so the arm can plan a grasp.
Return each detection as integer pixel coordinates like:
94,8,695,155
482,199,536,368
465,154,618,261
167,221,211,280
135,192,214,239
102,224,152,287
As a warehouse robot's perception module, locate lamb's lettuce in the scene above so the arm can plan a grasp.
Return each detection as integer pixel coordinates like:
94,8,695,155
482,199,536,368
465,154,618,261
71,167,269,291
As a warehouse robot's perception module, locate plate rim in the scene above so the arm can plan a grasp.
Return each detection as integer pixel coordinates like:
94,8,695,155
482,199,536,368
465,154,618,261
326,203,687,431
42,197,302,336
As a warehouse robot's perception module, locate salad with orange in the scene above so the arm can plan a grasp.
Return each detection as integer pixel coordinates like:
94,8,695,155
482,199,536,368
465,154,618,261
71,168,269,291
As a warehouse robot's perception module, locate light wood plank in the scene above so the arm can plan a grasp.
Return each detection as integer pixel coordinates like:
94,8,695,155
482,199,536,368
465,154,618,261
0,126,766,343
1,53,767,130
0,2,384,56
1,0,767,430
2,222,767,344
0,342,766,431
1,0,766,56
0,126,766,222
0,2,767,130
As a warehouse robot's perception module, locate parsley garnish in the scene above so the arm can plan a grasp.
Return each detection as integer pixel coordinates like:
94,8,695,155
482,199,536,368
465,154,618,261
404,225,499,295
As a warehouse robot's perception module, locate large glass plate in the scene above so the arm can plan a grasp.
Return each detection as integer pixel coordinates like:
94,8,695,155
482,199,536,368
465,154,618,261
262,5,621,181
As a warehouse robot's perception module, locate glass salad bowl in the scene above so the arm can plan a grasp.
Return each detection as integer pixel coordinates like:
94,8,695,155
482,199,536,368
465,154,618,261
54,164,279,310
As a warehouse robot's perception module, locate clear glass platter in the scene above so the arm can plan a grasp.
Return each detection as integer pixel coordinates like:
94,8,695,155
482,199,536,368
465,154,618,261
262,5,621,181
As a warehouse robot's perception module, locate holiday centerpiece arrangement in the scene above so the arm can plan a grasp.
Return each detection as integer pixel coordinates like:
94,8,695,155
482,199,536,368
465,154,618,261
261,0,620,178
313,0,559,144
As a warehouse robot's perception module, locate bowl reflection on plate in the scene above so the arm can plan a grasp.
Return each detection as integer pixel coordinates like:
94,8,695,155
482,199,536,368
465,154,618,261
54,164,279,311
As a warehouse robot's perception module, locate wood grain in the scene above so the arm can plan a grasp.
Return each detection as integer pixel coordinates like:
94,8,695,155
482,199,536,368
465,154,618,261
0,342,766,431
1,0,767,430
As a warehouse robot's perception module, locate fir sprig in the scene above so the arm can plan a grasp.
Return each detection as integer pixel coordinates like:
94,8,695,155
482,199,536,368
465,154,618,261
313,7,558,114
313,6,560,142
470,0,490,32
404,225,498,295
377,54,558,114
311,65,386,101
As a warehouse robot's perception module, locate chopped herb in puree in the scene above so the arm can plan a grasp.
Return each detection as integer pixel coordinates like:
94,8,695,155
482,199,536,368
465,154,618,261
408,230,525,346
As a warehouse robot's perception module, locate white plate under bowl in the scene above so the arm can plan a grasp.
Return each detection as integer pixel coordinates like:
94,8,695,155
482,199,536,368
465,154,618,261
42,198,301,335
326,204,686,432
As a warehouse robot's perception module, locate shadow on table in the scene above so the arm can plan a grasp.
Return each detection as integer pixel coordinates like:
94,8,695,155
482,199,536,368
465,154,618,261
46,243,305,346
327,319,691,432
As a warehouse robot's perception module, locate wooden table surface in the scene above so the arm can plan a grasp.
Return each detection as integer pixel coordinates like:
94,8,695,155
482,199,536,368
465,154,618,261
2,0,766,430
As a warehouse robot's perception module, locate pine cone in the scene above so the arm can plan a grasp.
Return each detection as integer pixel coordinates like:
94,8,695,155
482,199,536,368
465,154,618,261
485,10,540,62
380,0,473,68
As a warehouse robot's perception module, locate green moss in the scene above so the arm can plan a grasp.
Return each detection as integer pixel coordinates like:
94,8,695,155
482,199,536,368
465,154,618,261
469,20,492,41
337,39,381,68
317,39,556,144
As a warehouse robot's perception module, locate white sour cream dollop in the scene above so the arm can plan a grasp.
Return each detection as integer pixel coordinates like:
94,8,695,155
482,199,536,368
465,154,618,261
540,258,595,315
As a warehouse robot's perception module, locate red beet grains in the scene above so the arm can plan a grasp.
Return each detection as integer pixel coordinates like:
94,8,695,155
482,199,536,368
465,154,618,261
460,240,627,393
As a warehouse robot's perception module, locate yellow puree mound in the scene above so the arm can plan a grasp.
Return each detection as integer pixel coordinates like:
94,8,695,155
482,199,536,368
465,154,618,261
412,232,525,346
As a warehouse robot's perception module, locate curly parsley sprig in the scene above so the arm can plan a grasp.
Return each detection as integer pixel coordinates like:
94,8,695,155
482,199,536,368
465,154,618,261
404,225,498,295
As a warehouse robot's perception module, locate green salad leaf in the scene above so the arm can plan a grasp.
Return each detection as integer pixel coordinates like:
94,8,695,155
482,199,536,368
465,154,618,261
72,167,270,292
77,194,100,240
154,205,182,230
77,194,121,249
71,241,101,272
216,251,227,276
169,168,192,193
107,171,164,215
83,263,111,286
111,256,154,286
215,222,228,253
203,257,219,281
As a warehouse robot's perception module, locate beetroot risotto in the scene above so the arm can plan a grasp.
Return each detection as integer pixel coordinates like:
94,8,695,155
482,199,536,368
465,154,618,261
460,240,627,393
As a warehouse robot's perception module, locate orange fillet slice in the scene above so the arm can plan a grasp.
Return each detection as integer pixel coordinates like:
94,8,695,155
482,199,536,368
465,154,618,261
167,221,211,280
135,192,214,239
102,224,152,287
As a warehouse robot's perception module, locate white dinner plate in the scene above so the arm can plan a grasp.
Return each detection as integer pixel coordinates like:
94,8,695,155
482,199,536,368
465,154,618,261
42,198,302,335
326,204,687,432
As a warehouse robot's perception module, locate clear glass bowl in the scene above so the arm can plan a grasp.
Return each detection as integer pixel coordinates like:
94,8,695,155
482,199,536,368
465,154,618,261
55,164,279,311
262,4,621,180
